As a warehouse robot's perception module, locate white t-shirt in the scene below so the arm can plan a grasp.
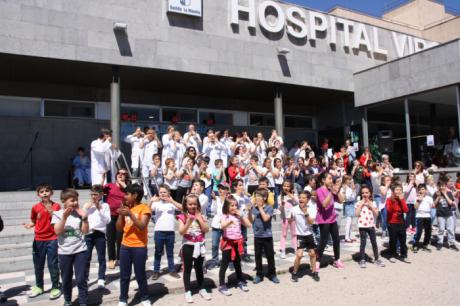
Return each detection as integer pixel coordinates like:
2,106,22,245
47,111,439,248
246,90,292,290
262,167,275,188
85,202,111,234
211,197,224,229
416,196,434,218
164,168,178,190
233,193,251,217
151,201,177,231
292,204,317,236
273,168,284,185
51,210,87,255
198,193,209,215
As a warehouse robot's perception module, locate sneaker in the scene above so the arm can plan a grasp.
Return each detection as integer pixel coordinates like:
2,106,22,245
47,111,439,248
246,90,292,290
436,244,443,251
253,275,263,284
374,259,385,267
312,272,320,282
238,281,249,292
450,245,459,252
29,286,43,298
169,272,181,279
359,260,366,269
269,276,280,284
280,251,286,259
333,259,345,269
199,289,212,301
411,245,419,253
242,255,253,263
151,271,160,280
421,245,431,252
97,279,105,289
273,209,281,215
218,285,232,296
291,273,298,283
49,288,62,300
185,291,194,303
141,300,152,306
118,302,128,306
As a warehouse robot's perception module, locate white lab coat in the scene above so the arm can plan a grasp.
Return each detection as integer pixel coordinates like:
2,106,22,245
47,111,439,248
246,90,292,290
202,140,228,171
183,132,202,153
124,134,143,169
90,138,112,185
141,139,159,178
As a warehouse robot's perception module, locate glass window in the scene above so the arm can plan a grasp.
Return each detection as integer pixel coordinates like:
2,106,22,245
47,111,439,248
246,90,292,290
121,106,160,122
199,111,233,125
285,115,313,128
44,100,95,118
0,97,41,117
250,113,274,126
162,108,197,123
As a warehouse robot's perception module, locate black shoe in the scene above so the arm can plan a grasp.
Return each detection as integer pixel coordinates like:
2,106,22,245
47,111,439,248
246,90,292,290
421,245,432,252
0,292,7,303
151,272,160,280
450,245,459,252
312,272,320,282
291,273,298,283
436,244,443,251
242,255,253,263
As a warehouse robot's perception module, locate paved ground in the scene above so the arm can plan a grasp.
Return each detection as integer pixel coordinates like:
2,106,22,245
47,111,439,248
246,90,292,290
1,230,459,306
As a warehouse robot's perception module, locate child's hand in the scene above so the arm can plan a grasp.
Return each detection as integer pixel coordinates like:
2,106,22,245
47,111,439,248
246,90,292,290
23,222,34,229
150,195,160,203
83,202,92,211
118,206,131,217
235,210,241,218
75,208,87,219
63,207,73,219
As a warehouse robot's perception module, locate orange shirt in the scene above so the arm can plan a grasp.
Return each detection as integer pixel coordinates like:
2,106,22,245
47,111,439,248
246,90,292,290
122,204,151,248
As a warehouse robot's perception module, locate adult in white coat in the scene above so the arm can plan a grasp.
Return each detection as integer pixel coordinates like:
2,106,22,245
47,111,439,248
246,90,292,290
124,127,144,177
91,128,115,185
140,128,162,179
183,124,202,153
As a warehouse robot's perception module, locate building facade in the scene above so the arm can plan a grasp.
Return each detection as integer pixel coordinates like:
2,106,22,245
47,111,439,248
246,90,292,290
0,0,458,190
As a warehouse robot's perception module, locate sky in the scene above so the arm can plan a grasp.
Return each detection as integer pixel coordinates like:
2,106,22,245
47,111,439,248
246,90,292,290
286,0,460,17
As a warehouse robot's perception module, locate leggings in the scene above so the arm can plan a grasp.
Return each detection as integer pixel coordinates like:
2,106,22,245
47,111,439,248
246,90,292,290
280,219,297,252
405,204,416,228
106,216,122,261
359,227,379,261
219,249,243,286
182,245,204,292
176,186,190,204
317,222,340,261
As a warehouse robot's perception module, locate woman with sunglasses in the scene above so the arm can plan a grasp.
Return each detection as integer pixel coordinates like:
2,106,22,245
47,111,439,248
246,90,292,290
104,168,128,269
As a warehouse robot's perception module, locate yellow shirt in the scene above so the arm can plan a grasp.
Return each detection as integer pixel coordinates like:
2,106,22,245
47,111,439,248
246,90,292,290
251,191,275,206
122,204,151,248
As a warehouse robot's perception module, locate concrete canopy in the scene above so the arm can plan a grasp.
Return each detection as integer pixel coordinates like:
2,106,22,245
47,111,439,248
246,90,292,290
353,38,460,107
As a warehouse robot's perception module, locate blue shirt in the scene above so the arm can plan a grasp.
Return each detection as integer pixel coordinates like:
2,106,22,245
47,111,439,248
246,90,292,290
251,205,273,238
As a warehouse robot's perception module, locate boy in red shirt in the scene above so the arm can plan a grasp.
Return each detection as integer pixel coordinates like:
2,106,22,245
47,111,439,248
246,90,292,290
386,183,409,259
24,183,62,300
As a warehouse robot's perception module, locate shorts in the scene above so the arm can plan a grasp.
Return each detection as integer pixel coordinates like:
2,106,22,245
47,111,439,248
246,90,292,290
297,235,316,250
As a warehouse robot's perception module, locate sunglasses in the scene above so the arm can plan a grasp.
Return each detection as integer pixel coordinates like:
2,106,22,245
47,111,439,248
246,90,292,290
117,172,128,176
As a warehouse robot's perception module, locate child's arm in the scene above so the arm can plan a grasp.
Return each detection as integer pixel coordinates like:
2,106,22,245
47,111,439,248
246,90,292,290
167,196,183,211
221,216,234,229
257,205,271,222
54,208,73,235
240,215,252,228
195,212,209,233
119,206,150,231
116,213,125,232
178,216,194,235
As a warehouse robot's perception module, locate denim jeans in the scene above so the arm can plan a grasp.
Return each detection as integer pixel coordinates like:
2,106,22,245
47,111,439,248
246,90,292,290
153,231,175,272
32,239,60,290
413,217,431,246
437,216,455,246
380,207,388,232
59,251,88,304
211,228,223,263
85,230,107,280
119,246,148,302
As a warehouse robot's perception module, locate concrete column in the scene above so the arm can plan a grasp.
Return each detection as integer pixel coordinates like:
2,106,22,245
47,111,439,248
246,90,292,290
111,66,120,147
404,98,413,171
456,85,460,142
274,86,284,139
361,107,369,148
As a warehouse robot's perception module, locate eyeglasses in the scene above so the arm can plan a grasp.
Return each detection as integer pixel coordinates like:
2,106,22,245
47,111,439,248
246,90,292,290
90,193,101,196
117,172,128,176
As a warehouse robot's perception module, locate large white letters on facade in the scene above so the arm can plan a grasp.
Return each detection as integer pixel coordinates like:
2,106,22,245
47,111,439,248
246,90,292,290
258,1,285,33
231,0,256,28
286,7,308,39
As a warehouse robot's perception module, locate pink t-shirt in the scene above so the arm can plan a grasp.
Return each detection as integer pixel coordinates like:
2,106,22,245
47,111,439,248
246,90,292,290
177,214,205,242
221,214,242,240
357,202,377,228
316,186,338,224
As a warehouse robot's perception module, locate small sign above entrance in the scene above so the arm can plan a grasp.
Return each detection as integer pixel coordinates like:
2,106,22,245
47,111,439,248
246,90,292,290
168,0,202,17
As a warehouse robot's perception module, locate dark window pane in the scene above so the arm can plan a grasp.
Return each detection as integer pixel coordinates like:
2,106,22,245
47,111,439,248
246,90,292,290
199,111,233,125
162,108,197,123
285,116,313,128
44,100,94,118
250,114,274,126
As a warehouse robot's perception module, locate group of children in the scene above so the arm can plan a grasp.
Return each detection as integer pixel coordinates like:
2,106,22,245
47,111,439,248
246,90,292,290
23,125,460,305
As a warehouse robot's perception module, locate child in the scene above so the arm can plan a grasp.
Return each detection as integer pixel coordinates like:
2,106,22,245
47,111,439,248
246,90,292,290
248,188,279,284
386,184,409,259
278,180,298,259
218,195,252,296
212,159,226,193
177,194,212,303
411,184,434,253
83,184,111,289
191,179,209,217
403,173,417,234
232,178,253,263
209,184,230,269
24,183,62,300
434,180,458,251
198,156,213,202
116,184,152,306
291,191,319,282
355,186,385,268
151,184,183,280
177,158,199,203
163,158,180,202
149,154,163,196
51,189,89,306
341,176,357,243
